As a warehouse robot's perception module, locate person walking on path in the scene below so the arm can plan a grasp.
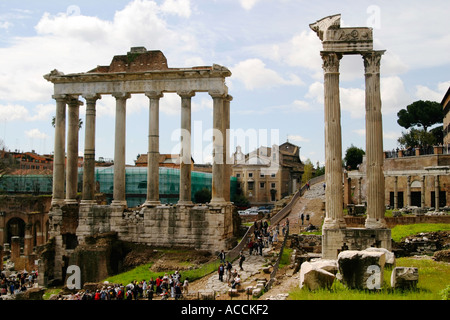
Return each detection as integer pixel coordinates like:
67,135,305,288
218,264,225,282
218,250,226,264
239,251,245,271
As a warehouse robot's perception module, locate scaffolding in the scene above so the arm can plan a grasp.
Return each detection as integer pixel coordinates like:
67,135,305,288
1,167,237,208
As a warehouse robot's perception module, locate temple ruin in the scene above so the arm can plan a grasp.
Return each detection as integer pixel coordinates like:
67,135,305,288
42,47,236,284
310,14,391,259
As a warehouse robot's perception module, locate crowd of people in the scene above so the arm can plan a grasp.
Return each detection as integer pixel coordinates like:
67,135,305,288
59,270,189,300
0,269,38,297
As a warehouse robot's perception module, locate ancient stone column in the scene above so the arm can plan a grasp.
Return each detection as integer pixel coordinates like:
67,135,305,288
358,177,362,205
394,176,398,210
178,91,195,205
435,175,440,210
321,52,346,229
52,95,67,206
145,91,163,207
210,91,227,205
407,176,411,207
421,175,426,208
112,92,131,207
82,94,101,203
363,50,387,229
223,95,232,202
66,96,82,205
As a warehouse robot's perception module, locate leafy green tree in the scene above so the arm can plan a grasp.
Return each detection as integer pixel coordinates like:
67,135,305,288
194,188,211,203
344,145,365,170
397,128,438,149
397,100,443,132
302,159,314,184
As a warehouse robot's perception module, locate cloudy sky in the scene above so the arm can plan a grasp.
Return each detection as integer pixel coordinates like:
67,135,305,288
0,0,449,166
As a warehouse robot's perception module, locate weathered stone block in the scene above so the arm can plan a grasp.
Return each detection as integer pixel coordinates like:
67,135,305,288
390,267,418,289
338,250,385,290
299,260,336,291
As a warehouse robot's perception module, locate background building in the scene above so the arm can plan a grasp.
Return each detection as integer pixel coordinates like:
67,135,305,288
232,141,304,206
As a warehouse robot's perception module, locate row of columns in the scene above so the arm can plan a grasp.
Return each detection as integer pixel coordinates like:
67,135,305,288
394,175,441,209
51,91,232,208
321,50,386,230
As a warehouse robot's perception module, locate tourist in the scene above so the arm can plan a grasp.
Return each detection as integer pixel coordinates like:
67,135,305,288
174,282,183,300
231,274,241,289
183,277,189,294
239,251,245,271
218,263,225,282
217,250,226,264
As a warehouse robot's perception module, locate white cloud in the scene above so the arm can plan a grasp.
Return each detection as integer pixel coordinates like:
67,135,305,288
240,0,262,10
0,103,54,122
287,134,309,143
161,0,192,17
25,128,49,140
415,81,450,102
231,58,303,90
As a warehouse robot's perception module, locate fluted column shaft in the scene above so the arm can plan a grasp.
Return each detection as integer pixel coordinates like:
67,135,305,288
421,176,425,208
52,95,67,206
435,175,440,209
178,91,195,205
321,52,346,229
210,91,226,205
112,92,130,207
223,95,232,202
393,176,398,209
407,176,411,207
363,50,386,228
82,94,101,203
145,91,163,206
66,96,82,204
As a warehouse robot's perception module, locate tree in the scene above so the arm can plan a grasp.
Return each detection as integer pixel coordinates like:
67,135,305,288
302,159,314,185
194,188,211,204
344,145,365,170
397,100,443,132
397,128,438,149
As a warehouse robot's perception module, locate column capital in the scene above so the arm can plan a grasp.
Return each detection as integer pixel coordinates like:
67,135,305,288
320,51,342,73
67,95,84,107
209,90,227,99
362,50,385,75
52,94,67,102
145,91,164,99
178,90,196,98
83,93,102,102
224,94,233,102
112,92,131,100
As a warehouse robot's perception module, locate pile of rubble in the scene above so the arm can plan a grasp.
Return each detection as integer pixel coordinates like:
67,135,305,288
393,231,450,257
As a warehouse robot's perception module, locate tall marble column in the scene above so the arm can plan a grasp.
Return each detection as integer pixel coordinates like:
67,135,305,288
145,91,163,207
210,91,227,205
363,50,387,229
82,94,101,203
66,96,83,204
435,175,440,210
421,175,426,208
112,92,131,207
178,91,195,205
223,95,232,202
52,95,67,206
393,176,398,209
321,52,346,229
407,176,411,207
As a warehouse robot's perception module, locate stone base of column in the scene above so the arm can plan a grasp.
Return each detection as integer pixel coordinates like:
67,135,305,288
111,200,128,208
65,199,78,205
322,228,392,260
209,197,227,206
322,217,347,230
177,200,194,206
143,200,161,207
364,217,387,229
51,198,66,207
80,200,97,207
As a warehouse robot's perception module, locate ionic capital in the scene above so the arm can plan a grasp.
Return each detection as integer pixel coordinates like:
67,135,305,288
112,92,131,100
320,51,342,73
83,93,102,103
145,91,164,99
67,95,84,107
52,94,67,103
209,90,227,99
178,90,196,98
362,50,385,75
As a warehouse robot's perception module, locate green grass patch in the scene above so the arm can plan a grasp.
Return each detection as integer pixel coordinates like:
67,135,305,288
104,260,221,286
390,223,450,242
289,257,450,300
